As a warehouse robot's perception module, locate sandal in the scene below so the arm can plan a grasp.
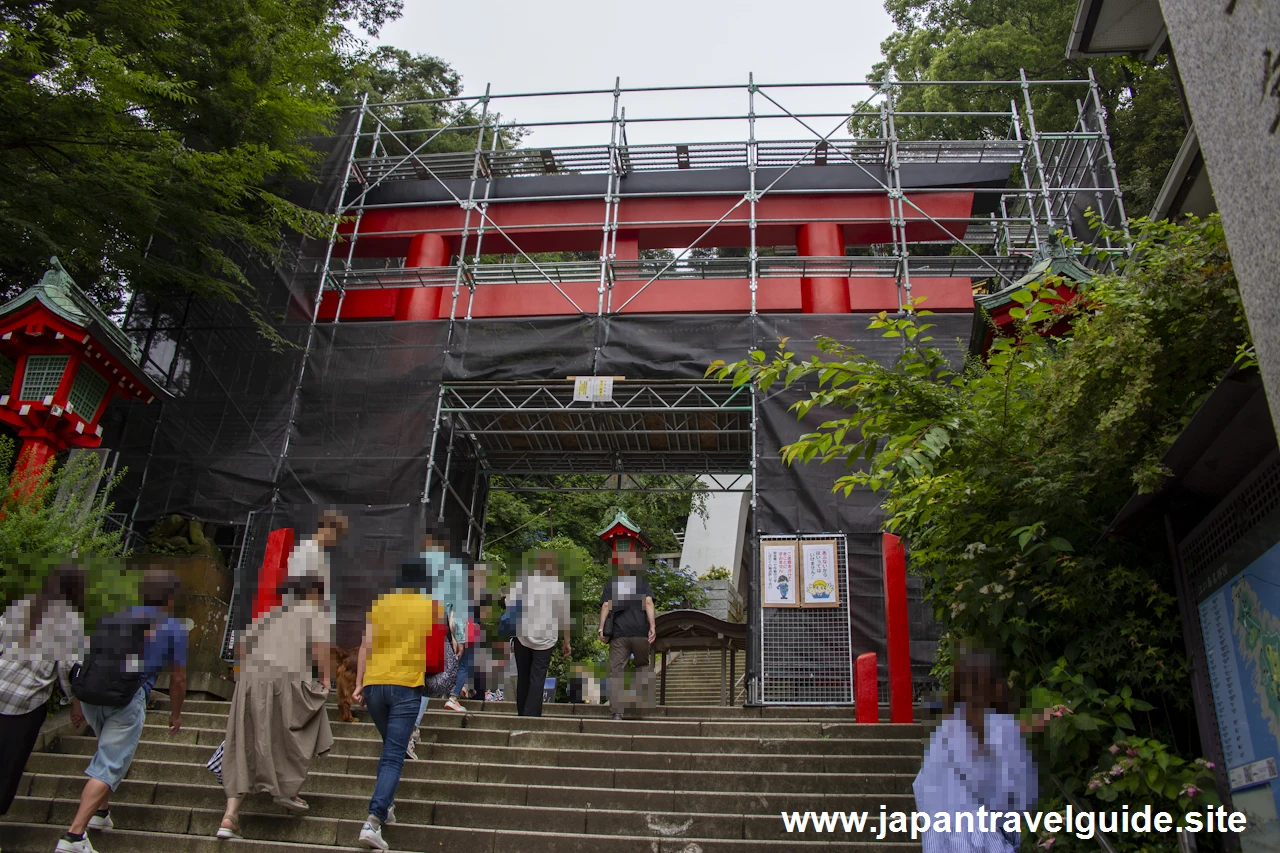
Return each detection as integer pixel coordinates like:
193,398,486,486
216,818,242,839
272,796,309,813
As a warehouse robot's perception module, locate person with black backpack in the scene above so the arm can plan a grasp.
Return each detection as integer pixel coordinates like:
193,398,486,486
55,569,188,853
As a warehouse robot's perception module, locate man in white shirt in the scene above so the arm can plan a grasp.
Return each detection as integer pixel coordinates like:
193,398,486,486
287,509,348,603
508,551,571,717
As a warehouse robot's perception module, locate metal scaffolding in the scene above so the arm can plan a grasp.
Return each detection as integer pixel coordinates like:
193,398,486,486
297,72,1130,550
316,75,1127,323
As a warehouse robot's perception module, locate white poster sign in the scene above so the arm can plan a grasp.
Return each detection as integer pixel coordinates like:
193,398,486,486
571,376,615,402
762,540,799,607
801,539,840,607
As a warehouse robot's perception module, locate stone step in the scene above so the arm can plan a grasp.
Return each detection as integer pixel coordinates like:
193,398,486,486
37,745,915,795
18,767,918,818
150,694,891,721
48,726,923,773
51,720,924,757
4,790,918,843
137,707,924,742
12,688,927,852
0,821,922,852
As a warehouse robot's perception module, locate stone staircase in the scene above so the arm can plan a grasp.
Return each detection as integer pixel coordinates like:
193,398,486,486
4,692,926,852
660,650,747,706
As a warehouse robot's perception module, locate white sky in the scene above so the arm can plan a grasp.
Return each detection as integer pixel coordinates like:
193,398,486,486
374,0,896,148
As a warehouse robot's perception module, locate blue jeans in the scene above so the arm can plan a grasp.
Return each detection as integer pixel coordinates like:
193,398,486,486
452,645,474,698
363,684,421,822
80,687,148,791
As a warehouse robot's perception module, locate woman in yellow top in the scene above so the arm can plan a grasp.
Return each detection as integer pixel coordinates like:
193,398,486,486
352,558,438,851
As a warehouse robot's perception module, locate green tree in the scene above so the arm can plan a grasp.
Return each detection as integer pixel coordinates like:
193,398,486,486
710,215,1246,842
871,0,1187,215
0,0,455,334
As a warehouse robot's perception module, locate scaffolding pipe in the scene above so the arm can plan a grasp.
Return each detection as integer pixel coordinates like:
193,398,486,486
605,106,627,314
1087,67,1130,244
465,123,502,320
448,85,492,324
422,384,447,506
1020,70,1057,232
437,419,457,522
748,73,759,316
597,79,622,317
1010,100,1043,251
884,93,913,311
272,92,368,492
341,77,1098,111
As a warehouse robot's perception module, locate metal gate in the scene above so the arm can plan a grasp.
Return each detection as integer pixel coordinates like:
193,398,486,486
759,533,853,704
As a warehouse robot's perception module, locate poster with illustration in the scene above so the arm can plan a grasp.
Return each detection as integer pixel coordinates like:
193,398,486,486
801,540,840,607
763,540,799,607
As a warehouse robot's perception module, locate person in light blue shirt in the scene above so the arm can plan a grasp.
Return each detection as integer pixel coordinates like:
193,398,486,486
406,523,472,757
912,649,1038,853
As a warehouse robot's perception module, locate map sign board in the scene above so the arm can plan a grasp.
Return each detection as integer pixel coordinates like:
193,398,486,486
1199,540,1280,830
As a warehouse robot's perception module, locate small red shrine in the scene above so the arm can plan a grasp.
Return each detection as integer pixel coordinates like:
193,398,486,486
597,508,652,560
0,257,168,484
969,236,1093,359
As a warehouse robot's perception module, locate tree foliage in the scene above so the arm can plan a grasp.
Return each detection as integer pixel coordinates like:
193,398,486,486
0,437,138,631
871,0,1188,215
710,215,1247,843
0,0,468,333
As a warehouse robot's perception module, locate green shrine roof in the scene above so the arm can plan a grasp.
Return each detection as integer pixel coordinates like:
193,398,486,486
0,257,142,364
975,236,1093,312
597,507,643,538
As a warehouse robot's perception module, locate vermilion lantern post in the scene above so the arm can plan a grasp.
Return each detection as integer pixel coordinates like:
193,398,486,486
0,257,168,493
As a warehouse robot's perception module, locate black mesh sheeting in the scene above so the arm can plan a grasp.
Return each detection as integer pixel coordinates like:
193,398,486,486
443,317,596,381
281,322,446,506
104,294,307,521
596,314,755,378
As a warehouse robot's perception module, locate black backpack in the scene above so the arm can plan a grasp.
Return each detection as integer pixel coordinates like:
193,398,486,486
71,610,156,707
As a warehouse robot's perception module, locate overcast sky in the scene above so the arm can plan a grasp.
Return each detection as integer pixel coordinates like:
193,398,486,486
373,0,896,147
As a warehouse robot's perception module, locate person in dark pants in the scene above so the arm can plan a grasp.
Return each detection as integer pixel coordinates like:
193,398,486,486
0,566,88,816
508,551,571,717
352,559,439,851
597,550,656,720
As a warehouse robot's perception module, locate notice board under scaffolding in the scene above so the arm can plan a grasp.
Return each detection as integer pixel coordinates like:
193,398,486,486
759,533,853,704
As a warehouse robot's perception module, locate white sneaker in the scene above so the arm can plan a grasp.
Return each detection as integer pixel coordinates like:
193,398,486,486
443,696,464,712
358,818,389,850
404,728,419,760
55,835,97,853
86,811,113,831
385,804,396,826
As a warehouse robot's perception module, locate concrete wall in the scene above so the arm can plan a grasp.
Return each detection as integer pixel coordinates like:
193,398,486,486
678,476,751,587
697,579,744,623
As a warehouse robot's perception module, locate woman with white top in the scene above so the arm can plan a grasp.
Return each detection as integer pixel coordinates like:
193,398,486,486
0,565,89,815
508,551,571,717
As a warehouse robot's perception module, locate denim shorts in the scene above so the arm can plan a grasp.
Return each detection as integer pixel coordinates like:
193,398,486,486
80,687,147,791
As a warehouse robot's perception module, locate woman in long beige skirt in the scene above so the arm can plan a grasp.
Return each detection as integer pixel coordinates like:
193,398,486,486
217,575,333,840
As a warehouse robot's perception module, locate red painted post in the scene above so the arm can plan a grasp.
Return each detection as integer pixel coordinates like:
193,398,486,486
882,532,913,723
797,222,851,314
251,528,295,619
856,652,879,723
11,438,56,501
394,232,449,321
